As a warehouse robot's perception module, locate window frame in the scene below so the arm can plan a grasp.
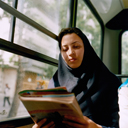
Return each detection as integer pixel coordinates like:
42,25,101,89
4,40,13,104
0,0,58,67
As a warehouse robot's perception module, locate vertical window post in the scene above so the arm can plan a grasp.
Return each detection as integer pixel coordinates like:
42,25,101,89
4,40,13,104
69,0,78,27
9,0,18,43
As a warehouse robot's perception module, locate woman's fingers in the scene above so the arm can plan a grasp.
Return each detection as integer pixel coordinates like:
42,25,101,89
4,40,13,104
32,118,55,128
62,115,102,128
43,121,55,128
63,115,86,124
63,120,83,128
62,116,86,128
32,118,47,128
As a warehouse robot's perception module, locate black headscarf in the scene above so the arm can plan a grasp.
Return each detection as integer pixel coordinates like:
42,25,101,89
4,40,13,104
48,28,121,127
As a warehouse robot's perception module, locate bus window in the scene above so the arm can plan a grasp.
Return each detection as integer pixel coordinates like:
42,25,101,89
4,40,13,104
121,31,128,82
76,0,101,57
0,50,57,121
0,0,102,124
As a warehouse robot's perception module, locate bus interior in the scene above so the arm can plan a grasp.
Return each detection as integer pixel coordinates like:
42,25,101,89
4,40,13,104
0,0,128,127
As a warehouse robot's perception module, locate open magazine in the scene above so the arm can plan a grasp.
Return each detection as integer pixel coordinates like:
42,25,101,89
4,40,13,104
19,87,83,127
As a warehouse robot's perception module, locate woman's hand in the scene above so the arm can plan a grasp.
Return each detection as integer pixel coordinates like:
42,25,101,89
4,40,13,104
32,118,55,128
62,115,102,128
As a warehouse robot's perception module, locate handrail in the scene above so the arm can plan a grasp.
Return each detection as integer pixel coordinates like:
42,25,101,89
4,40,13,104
116,74,128,78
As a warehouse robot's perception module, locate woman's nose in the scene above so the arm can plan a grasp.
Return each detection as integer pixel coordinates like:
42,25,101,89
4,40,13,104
68,48,74,55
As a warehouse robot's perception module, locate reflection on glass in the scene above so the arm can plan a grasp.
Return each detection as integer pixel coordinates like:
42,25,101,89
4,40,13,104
0,50,57,121
76,0,101,57
121,31,128,82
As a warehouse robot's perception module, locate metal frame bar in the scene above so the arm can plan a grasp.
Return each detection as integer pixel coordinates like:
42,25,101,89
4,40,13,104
0,38,58,66
118,30,123,74
69,0,78,27
0,116,33,127
8,0,18,43
83,0,104,60
116,74,128,78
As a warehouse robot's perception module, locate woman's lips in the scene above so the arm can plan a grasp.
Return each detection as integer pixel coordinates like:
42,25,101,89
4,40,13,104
69,58,76,62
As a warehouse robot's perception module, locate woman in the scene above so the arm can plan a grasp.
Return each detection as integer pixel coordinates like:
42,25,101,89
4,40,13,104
32,28,121,128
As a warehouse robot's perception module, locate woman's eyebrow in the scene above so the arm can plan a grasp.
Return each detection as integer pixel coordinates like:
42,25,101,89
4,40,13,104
62,41,80,47
61,44,67,47
71,41,81,45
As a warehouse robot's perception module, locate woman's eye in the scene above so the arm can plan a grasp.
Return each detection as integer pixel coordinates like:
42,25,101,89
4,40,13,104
62,48,68,51
74,45,80,48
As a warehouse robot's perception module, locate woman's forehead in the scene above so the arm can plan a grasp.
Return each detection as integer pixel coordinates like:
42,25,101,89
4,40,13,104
61,33,83,45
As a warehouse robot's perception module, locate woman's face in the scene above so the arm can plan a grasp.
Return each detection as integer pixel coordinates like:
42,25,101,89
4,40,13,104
61,33,84,68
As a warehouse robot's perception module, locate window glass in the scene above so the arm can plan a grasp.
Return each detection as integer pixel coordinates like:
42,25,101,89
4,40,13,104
0,0,18,41
76,0,101,57
0,9,11,41
17,0,69,35
14,19,60,59
1,0,13,6
0,50,57,121
121,31,128,83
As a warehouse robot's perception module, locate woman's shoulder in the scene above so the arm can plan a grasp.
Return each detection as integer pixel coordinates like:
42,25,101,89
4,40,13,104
48,71,58,89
